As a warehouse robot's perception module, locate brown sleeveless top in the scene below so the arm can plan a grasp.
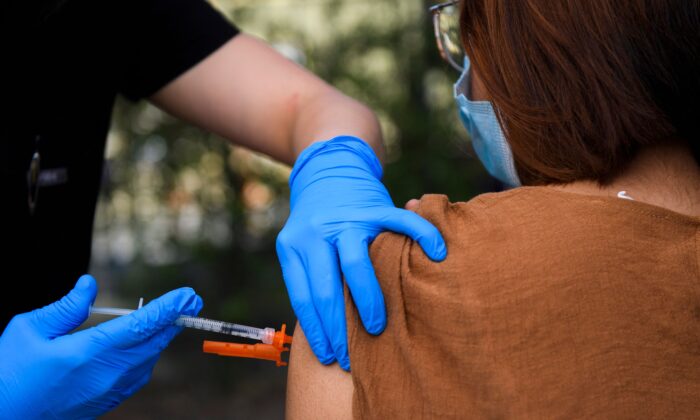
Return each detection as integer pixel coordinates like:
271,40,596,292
346,187,700,419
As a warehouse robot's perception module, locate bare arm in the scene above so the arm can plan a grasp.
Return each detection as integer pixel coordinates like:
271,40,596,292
150,34,384,166
286,323,353,420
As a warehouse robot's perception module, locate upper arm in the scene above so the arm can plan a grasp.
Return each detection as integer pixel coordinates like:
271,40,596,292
284,229,412,419
149,34,338,164
115,0,238,102
285,230,407,420
286,323,353,420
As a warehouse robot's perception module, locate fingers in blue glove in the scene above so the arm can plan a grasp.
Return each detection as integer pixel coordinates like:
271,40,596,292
337,232,386,336
117,324,185,363
29,274,98,339
90,353,161,414
338,231,386,335
276,238,335,365
280,136,447,370
115,354,160,401
0,282,204,420
91,287,202,350
379,208,448,261
304,241,350,371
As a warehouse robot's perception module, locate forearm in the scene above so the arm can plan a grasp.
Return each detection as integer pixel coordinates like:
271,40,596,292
151,34,385,167
289,87,385,164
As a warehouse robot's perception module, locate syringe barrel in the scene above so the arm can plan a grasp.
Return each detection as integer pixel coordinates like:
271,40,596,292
91,307,275,343
175,316,270,342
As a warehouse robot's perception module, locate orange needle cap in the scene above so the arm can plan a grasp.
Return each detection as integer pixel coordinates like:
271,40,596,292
203,324,294,367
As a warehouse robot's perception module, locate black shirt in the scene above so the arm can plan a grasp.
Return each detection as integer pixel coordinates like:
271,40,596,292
1,0,238,328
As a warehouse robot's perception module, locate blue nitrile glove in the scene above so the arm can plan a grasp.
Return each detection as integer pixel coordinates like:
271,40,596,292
0,275,203,419
276,136,447,370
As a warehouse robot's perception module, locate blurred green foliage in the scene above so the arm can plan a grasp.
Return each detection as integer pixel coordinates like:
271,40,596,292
98,0,493,418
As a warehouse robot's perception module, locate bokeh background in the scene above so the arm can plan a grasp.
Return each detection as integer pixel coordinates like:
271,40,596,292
96,0,496,418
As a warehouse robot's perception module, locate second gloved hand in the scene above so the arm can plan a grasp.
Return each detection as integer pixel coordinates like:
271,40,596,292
0,275,203,419
276,136,447,370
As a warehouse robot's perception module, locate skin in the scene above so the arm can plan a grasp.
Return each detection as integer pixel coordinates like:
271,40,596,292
551,140,700,216
151,34,384,165
285,68,700,419
286,323,353,420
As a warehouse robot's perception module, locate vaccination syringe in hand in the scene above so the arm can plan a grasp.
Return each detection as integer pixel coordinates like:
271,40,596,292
90,298,293,366
90,302,276,344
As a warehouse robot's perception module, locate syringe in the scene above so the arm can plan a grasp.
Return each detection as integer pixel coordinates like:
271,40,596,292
90,306,276,344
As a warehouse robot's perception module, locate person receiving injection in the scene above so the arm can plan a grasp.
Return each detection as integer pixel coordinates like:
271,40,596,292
0,275,203,418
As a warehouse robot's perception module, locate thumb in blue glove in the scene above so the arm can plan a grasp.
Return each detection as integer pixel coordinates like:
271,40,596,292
276,136,447,371
0,275,203,419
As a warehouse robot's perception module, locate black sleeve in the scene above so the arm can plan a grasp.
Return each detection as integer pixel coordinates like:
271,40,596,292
115,0,239,101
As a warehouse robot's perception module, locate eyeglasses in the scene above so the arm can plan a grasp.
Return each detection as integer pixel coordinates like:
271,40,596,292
429,1,465,73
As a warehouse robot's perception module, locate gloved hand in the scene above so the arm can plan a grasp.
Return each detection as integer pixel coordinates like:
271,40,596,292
276,136,447,370
0,275,202,419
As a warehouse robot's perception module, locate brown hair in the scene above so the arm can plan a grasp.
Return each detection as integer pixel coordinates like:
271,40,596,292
460,0,700,185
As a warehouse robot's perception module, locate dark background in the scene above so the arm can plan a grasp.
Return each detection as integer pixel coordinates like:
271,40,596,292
95,0,494,417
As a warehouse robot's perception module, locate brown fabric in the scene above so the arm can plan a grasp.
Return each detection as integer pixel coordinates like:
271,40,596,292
346,187,700,419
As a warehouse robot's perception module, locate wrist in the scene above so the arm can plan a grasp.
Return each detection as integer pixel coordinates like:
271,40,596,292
289,136,383,200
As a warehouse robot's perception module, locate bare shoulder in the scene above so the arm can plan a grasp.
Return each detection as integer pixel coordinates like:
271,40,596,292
286,323,354,420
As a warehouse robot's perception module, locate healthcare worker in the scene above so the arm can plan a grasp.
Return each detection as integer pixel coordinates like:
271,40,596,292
0,0,446,416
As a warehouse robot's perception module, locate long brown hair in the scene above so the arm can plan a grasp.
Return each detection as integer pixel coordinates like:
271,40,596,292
460,0,700,185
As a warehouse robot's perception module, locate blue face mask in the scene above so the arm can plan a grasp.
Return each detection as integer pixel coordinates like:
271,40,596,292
454,56,521,187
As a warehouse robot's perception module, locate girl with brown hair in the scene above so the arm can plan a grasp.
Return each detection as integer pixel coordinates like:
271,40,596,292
286,0,700,418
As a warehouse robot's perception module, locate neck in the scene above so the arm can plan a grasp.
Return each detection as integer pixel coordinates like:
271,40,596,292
550,139,700,216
